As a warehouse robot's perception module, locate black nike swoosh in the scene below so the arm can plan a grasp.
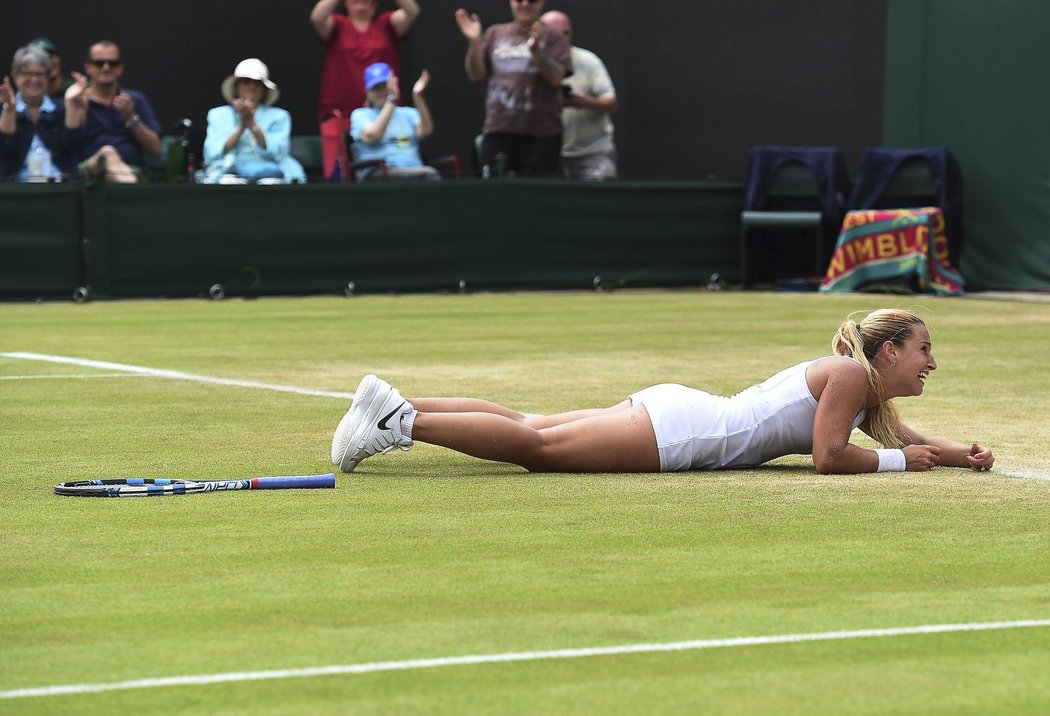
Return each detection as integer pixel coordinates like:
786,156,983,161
377,402,406,431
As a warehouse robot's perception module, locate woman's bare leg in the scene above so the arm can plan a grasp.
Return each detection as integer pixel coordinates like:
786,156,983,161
411,397,526,420
409,398,634,429
524,404,633,429
411,404,660,472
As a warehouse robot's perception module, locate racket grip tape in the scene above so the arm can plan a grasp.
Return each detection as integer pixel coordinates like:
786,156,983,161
251,474,336,490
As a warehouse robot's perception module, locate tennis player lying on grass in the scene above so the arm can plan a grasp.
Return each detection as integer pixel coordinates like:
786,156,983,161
332,309,994,474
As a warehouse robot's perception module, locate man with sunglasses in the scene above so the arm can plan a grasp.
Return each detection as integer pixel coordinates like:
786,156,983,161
455,0,571,177
79,40,161,182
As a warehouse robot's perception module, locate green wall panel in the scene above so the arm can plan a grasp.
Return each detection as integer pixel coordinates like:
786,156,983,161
0,185,83,299
884,0,1050,289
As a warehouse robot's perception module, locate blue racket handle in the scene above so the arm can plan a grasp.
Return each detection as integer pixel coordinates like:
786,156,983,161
251,474,336,490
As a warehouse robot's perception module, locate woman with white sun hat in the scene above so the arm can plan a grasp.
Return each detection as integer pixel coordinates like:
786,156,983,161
200,58,305,184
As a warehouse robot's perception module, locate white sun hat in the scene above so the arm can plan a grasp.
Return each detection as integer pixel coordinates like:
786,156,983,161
221,58,280,105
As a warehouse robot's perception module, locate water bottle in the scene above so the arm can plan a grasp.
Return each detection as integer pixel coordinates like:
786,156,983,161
27,145,50,182
165,138,186,181
166,118,193,182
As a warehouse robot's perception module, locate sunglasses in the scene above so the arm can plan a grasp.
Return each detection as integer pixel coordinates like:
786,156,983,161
87,59,122,68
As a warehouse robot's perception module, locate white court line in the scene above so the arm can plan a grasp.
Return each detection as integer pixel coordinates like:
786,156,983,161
0,373,151,381
0,352,353,400
0,619,1047,700
996,469,1050,482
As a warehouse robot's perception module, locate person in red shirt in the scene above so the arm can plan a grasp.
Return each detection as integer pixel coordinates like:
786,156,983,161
310,0,421,178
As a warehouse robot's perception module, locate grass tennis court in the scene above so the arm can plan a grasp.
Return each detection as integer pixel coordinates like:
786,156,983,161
2,291,1048,714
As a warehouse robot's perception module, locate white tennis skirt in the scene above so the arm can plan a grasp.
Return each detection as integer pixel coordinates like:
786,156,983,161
629,383,731,471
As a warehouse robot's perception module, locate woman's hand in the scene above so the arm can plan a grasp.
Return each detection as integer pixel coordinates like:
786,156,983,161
412,70,430,96
903,443,941,471
455,9,482,40
0,76,15,106
233,97,256,125
386,76,401,104
965,443,995,472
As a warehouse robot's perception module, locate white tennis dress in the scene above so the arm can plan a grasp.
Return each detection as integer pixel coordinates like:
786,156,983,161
630,359,866,471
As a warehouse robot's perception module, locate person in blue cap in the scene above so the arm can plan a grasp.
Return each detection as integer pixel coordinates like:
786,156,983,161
349,61,439,180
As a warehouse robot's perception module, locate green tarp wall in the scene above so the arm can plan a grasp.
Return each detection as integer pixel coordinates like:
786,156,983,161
2,181,742,300
0,185,82,298
884,0,1050,290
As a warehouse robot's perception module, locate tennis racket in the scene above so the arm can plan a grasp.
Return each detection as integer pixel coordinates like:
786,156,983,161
53,473,336,497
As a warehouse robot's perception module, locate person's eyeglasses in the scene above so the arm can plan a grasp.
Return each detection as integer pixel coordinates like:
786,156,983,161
17,71,49,80
87,59,122,68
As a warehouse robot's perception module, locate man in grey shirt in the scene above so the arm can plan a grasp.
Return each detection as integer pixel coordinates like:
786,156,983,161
541,10,617,180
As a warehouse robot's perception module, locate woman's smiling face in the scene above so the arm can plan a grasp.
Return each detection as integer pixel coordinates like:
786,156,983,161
885,324,937,397
14,62,49,104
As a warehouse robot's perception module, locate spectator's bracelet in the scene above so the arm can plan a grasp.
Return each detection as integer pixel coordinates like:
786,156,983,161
875,448,906,472
1,102,10,113
385,95,397,105
125,114,142,129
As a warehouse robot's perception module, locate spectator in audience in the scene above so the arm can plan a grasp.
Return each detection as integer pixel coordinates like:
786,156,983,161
455,0,571,177
539,11,618,180
350,62,438,181
0,44,88,181
79,40,161,183
28,39,75,101
311,0,421,178
200,58,305,184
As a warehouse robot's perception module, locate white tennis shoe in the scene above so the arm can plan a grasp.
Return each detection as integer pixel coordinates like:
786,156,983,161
331,374,414,473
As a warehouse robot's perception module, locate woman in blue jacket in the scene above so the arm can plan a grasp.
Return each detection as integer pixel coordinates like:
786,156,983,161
200,58,305,184
0,44,87,180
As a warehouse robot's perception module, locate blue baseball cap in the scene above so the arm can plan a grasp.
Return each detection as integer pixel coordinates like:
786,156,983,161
364,62,391,90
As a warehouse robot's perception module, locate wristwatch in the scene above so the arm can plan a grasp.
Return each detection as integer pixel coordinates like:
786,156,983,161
125,114,142,129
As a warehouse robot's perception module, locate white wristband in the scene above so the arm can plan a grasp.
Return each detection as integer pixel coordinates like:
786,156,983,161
875,448,906,472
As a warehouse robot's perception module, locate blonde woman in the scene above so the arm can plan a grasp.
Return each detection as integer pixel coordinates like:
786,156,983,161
331,309,995,475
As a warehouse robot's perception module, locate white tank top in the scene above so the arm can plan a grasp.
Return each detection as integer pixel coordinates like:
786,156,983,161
719,359,865,468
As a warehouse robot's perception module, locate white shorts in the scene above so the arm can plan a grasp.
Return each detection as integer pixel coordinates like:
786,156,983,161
629,383,729,472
